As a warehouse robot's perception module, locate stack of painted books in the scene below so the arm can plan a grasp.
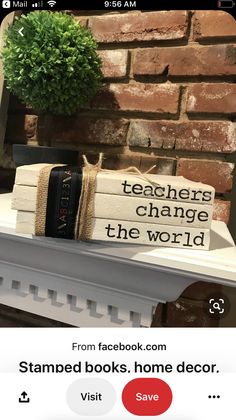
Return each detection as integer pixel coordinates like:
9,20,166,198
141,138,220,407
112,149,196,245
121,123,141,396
12,163,215,250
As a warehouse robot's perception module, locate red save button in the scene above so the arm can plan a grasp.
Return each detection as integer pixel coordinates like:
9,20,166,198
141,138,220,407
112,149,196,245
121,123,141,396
122,378,172,416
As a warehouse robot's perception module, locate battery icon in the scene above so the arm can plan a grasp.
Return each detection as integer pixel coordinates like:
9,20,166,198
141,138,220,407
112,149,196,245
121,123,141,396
218,0,235,7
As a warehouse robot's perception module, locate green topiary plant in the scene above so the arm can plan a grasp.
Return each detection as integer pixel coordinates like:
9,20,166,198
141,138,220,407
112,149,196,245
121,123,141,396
1,11,102,115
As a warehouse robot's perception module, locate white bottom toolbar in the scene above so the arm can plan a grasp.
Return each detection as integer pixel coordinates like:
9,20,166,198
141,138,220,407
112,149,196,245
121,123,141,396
0,328,234,419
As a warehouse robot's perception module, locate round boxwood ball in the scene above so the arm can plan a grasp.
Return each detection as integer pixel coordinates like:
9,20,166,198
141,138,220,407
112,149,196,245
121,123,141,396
1,11,102,115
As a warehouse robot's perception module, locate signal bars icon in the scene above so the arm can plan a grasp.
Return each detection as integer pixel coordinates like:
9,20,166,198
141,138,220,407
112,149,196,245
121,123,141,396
32,1,43,7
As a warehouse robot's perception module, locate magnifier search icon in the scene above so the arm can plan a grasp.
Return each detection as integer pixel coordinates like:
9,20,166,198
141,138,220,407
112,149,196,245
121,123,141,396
209,299,225,314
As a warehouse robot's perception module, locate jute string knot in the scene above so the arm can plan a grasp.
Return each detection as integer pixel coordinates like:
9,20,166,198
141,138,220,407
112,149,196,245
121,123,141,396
75,153,159,241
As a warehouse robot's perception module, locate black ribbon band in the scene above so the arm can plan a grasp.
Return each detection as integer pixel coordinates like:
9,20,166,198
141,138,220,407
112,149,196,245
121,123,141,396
45,166,82,239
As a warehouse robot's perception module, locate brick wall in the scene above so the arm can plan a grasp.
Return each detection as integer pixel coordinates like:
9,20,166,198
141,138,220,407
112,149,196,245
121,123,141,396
3,10,236,224
1,10,236,327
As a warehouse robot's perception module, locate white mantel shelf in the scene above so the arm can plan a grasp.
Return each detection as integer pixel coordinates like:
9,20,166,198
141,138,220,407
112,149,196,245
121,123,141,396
0,193,236,327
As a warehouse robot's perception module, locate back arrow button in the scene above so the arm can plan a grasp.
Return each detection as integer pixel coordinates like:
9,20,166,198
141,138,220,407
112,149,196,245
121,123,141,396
18,27,24,37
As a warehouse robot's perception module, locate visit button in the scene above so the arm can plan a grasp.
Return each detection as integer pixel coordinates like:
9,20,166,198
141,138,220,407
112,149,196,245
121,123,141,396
122,378,172,416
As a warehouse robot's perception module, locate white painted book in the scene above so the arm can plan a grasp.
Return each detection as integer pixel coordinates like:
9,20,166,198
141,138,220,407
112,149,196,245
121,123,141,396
15,163,215,204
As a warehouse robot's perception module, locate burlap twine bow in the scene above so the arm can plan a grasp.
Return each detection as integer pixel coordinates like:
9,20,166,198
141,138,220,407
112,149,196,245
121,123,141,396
35,154,159,239
75,153,158,241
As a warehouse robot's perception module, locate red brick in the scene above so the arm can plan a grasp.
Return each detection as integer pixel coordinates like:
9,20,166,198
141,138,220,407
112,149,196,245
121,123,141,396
37,116,129,146
128,120,236,152
91,83,180,114
213,199,231,224
175,122,236,153
133,45,236,77
193,11,236,41
186,83,236,115
89,11,188,43
177,159,234,193
98,50,128,79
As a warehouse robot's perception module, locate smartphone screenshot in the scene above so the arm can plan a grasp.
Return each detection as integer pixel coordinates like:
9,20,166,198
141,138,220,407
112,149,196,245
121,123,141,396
0,1,235,418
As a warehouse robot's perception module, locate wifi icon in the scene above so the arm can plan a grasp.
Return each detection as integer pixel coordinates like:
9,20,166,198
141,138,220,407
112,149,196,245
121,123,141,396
47,0,56,6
